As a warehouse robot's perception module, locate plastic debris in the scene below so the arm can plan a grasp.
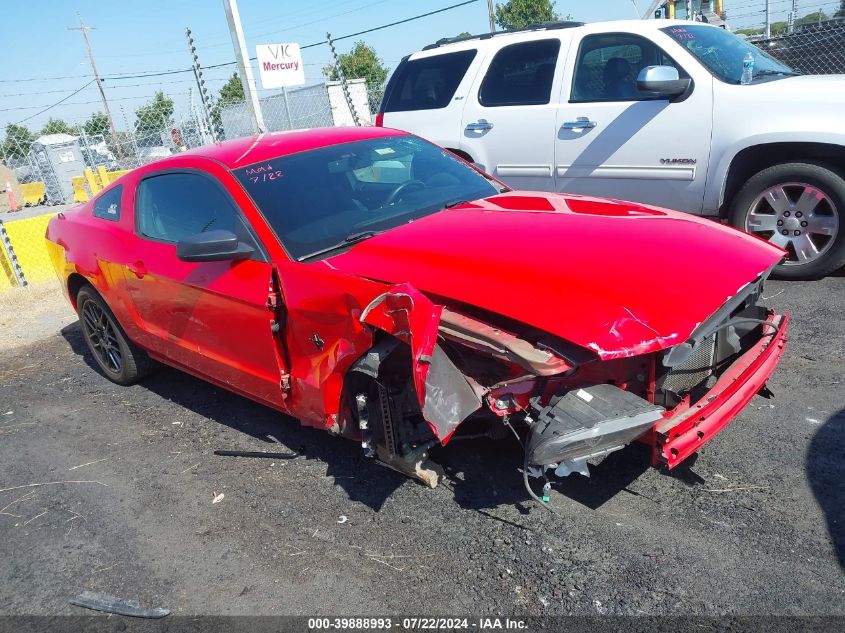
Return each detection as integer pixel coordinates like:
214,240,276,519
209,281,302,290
337,515,348,524
70,591,169,618
212,493,224,504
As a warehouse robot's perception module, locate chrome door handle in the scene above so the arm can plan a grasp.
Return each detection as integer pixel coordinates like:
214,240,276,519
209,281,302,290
561,117,597,130
465,120,494,131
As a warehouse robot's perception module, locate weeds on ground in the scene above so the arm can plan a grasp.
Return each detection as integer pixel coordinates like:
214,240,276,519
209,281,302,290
0,281,75,351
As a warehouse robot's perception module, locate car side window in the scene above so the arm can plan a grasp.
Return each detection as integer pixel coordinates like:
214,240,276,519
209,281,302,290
93,185,122,221
479,39,561,107
136,172,239,244
571,33,685,102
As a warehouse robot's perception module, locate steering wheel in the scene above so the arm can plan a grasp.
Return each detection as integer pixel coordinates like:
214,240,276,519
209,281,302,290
384,180,426,206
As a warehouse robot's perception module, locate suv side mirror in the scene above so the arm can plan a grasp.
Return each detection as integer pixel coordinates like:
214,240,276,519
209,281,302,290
637,65,691,98
176,229,255,262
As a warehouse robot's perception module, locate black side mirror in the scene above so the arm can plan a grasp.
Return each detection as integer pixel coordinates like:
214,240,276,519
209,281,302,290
176,229,255,262
636,65,691,98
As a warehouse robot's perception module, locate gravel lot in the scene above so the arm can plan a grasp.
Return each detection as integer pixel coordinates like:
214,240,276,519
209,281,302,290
0,275,843,617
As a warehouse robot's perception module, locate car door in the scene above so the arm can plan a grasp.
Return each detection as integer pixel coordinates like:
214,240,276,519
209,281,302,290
554,30,714,213
460,34,571,191
121,168,290,411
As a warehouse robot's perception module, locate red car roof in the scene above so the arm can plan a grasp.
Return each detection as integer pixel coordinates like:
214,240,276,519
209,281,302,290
180,126,408,169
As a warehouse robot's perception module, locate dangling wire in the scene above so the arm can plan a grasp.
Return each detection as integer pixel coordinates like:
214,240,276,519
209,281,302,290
503,418,566,519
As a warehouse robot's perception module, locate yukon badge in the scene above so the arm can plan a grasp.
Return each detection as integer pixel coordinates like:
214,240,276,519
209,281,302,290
660,158,697,165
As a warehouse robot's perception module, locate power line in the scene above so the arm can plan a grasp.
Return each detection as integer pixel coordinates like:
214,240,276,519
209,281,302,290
1,91,194,114
11,80,96,123
300,0,480,49
68,14,120,152
3,0,479,85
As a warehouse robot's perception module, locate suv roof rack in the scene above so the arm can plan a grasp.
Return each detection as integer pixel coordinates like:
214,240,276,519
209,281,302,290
422,20,584,50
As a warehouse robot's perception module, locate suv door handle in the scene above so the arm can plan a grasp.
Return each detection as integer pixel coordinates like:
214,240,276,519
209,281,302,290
465,120,494,131
127,261,147,279
561,117,597,130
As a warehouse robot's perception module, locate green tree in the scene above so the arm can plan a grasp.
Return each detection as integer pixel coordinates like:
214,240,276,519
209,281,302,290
210,73,245,133
796,10,828,26
134,91,174,141
1,123,36,160
83,111,110,138
41,117,75,136
494,0,559,30
322,41,389,90
456,31,472,38
217,72,245,106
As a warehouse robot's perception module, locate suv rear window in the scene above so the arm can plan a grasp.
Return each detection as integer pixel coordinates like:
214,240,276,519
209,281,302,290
479,39,561,107
382,50,476,112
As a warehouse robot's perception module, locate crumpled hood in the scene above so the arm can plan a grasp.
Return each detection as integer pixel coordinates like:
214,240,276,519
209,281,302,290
325,192,784,360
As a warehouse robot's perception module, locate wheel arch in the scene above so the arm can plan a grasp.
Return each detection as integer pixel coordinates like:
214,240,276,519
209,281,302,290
66,272,90,310
720,142,845,218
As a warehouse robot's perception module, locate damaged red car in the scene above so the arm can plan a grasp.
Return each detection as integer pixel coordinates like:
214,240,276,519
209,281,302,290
46,127,788,494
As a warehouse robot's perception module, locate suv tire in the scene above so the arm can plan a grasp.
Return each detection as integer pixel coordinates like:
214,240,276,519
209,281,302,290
729,161,845,280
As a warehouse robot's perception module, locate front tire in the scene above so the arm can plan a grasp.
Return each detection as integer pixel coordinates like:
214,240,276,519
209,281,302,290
76,285,156,385
729,161,845,280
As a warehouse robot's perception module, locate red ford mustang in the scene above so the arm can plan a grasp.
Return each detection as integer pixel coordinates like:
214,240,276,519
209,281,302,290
46,127,788,493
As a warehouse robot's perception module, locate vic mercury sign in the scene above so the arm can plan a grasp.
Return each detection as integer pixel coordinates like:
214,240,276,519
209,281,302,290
256,43,305,89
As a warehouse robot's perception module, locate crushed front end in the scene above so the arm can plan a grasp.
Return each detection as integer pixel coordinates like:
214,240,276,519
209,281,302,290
348,269,787,488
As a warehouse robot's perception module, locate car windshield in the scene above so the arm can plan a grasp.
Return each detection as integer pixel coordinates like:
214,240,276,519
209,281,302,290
661,24,798,84
233,135,500,260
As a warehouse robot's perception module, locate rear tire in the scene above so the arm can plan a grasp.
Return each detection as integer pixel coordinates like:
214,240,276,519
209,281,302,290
76,285,156,385
729,161,845,280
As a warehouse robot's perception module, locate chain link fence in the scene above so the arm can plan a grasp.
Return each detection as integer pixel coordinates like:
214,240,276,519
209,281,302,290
752,18,845,75
0,78,381,209
0,55,383,287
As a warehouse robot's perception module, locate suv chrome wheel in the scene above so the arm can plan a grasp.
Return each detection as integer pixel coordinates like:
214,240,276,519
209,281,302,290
745,182,839,266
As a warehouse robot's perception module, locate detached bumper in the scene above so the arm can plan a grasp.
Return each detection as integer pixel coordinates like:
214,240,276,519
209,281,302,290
653,312,789,469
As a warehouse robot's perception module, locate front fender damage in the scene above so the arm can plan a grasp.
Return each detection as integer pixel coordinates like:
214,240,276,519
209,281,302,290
359,284,483,443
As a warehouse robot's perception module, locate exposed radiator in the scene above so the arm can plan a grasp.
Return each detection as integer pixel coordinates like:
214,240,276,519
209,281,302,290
658,332,717,397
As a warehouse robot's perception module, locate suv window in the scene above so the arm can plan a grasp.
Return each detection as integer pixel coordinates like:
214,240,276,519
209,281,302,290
93,185,122,221
571,33,684,102
479,39,561,107
383,50,477,112
136,172,239,243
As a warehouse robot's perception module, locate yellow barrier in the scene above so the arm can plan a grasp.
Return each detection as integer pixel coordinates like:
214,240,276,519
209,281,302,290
20,182,46,206
84,167,102,195
0,214,57,289
105,169,130,183
71,176,89,203
72,167,131,204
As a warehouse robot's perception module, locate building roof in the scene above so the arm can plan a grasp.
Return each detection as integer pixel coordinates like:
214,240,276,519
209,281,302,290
181,126,406,169
34,133,79,146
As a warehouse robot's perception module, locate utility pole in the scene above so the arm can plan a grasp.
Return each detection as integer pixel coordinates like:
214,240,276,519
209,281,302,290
788,0,798,33
185,28,217,143
765,0,772,37
486,0,496,33
222,0,265,134
68,14,120,154
327,33,361,127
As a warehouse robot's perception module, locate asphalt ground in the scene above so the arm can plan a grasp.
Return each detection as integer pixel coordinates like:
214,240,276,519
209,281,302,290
0,275,843,618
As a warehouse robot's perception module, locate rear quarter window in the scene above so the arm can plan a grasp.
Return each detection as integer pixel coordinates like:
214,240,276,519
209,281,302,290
478,39,561,107
92,185,122,222
383,49,477,112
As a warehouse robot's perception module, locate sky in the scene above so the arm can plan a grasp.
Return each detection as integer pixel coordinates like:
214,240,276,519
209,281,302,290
1,0,841,134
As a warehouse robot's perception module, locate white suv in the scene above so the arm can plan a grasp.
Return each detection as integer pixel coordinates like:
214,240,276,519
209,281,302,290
377,19,845,279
